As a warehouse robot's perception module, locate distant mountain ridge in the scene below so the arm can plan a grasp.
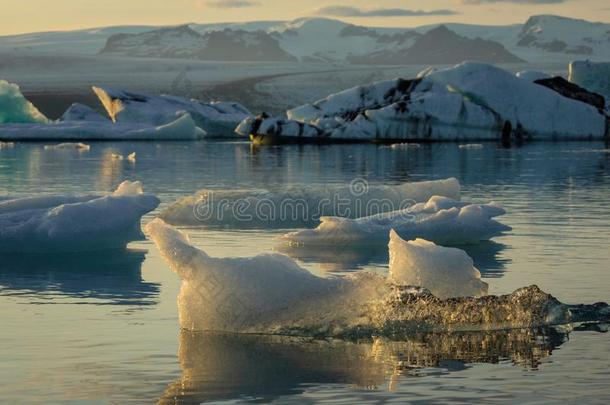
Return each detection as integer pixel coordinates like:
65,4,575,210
101,25,296,62
349,26,523,65
99,20,522,65
3,15,610,64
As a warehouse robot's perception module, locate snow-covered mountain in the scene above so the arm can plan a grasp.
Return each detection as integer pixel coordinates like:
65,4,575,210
517,15,610,57
3,15,610,63
99,19,520,64
349,26,523,65
100,25,296,61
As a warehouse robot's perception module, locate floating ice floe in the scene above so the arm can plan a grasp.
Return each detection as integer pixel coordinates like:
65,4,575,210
146,219,610,336
110,152,136,162
0,113,205,140
238,62,609,143
159,178,460,227
93,86,252,137
280,196,510,247
0,141,15,148
0,80,49,124
44,142,91,151
0,181,159,253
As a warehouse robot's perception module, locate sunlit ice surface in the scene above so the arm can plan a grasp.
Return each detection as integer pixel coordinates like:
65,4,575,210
1,141,610,403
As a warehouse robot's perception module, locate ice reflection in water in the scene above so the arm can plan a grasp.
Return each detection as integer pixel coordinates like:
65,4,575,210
159,326,602,404
0,249,160,306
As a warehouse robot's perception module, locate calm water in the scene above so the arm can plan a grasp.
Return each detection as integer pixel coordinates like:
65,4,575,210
1,141,609,404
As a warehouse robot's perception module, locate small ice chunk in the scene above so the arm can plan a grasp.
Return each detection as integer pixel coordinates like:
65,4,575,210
388,231,488,299
127,152,136,163
112,180,144,196
0,141,15,148
458,144,484,150
44,142,90,151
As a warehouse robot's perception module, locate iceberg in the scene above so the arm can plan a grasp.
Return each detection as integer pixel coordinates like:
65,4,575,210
0,181,159,253
569,60,610,105
280,196,510,247
146,219,610,336
388,231,488,299
44,142,91,151
240,62,609,143
0,80,49,124
60,103,109,122
93,86,252,137
0,113,206,140
159,178,460,227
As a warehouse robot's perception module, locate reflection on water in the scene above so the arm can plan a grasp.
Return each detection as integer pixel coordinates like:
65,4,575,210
278,241,509,275
158,326,598,404
1,142,610,403
0,249,159,306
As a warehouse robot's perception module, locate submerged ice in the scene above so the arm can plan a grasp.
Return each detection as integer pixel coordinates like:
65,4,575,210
280,196,509,247
0,181,159,253
146,219,609,337
159,178,460,227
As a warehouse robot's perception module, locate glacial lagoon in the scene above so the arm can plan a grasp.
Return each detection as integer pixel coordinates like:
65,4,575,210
1,140,610,403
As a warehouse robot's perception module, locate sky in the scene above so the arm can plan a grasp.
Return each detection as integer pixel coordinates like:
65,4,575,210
1,0,609,35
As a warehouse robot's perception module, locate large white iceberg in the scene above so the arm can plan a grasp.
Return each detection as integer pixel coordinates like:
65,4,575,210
0,80,49,124
159,178,460,227
146,219,609,336
93,86,252,137
280,196,510,247
388,231,488,299
0,113,206,140
0,181,159,253
240,62,609,143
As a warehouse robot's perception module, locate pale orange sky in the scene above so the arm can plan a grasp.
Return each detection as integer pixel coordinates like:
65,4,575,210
1,0,609,35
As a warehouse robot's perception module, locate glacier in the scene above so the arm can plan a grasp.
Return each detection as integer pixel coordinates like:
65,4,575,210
0,80,49,124
0,181,159,253
239,62,609,143
159,178,460,227
93,86,252,137
146,219,610,337
280,196,510,247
